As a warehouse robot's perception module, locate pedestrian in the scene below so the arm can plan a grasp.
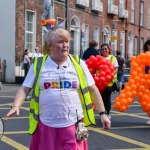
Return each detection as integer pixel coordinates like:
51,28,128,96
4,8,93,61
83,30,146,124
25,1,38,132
82,40,100,60
116,50,126,93
23,49,31,77
143,39,150,125
4,27,111,150
101,43,119,119
31,47,43,60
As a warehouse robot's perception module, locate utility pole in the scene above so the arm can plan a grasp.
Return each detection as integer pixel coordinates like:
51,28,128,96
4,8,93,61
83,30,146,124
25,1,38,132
44,0,54,19
65,0,68,30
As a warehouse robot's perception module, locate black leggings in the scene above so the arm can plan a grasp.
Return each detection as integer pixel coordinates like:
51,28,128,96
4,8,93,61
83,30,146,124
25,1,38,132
24,63,30,77
101,87,112,115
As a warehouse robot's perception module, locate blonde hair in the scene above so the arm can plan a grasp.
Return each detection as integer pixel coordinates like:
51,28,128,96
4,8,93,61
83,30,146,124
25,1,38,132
42,28,71,55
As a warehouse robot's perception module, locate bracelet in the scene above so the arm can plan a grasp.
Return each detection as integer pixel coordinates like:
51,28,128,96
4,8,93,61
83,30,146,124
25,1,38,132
99,111,107,116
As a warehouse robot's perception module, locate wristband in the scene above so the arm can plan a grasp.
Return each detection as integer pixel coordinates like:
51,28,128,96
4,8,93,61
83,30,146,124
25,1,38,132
99,111,107,116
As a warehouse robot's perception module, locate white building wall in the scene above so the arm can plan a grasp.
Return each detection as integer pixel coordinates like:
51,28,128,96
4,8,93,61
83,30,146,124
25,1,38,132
0,0,16,83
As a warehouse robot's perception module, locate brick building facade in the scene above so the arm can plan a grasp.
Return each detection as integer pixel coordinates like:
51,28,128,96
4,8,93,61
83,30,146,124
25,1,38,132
1,0,150,82
15,0,43,65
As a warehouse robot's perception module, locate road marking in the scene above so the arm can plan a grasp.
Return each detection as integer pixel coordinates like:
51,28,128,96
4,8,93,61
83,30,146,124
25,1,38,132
88,127,150,148
116,148,149,150
1,135,28,150
4,131,28,134
110,126,150,129
3,116,29,120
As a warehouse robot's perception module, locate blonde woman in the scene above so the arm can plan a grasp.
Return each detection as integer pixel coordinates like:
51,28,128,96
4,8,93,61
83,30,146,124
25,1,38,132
5,28,111,150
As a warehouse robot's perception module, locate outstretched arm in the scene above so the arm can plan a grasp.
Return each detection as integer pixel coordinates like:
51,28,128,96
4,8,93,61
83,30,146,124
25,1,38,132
88,84,111,130
4,86,31,121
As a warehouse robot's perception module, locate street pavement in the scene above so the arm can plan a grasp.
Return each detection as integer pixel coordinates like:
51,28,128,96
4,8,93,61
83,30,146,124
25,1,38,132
0,84,150,150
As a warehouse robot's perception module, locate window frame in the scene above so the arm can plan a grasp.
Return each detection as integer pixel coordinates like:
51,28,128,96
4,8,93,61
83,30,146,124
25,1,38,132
25,10,36,52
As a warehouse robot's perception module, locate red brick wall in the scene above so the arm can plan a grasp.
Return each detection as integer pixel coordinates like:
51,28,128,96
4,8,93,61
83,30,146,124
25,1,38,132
16,0,43,64
55,0,103,46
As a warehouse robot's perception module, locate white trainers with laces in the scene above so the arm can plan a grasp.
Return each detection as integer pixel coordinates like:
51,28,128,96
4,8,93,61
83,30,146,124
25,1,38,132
146,119,150,125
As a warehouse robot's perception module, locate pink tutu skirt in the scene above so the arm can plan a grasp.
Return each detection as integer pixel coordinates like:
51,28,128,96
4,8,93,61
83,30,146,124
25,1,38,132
29,119,88,150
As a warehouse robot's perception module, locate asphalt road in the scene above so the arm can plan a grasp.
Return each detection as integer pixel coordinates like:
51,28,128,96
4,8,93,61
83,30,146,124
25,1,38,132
0,84,150,150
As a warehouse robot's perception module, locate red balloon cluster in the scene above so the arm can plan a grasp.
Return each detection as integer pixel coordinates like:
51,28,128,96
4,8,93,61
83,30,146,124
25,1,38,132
86,55,115,92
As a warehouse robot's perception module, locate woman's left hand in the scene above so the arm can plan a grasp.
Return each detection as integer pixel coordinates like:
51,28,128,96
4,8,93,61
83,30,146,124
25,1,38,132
100,114,111,130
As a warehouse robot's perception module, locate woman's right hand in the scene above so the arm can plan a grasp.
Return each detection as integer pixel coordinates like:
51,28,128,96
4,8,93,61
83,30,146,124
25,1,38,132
4,106,20,121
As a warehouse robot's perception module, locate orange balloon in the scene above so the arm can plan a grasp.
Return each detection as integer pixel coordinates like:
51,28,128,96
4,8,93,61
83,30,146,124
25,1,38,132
124,86,131,91
119,106,126,112
126,98,132,105
134,76,140,82
140,101,147,107
136,68,142,73
131,71,137,77
130,84,137,90
125,91,132,98
128,79,135,84
130,56,136,61
132,91,137,96
138,85,145,92
142,95,149,102
146,104,150,111
113,102,121,110
120,93,126,99
120,99,127,105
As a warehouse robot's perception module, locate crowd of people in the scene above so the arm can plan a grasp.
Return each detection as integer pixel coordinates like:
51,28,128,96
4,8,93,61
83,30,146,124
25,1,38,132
3,27,150,149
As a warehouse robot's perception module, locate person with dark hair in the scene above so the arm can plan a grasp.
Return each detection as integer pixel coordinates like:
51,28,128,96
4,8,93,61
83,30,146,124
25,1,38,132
116,50,126,93
100,43,118,119
143,39,150,125
23,49,31,77
82,40,100,60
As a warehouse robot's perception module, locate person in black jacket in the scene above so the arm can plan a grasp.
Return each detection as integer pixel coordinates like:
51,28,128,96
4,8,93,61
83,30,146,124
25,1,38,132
82,40,100,60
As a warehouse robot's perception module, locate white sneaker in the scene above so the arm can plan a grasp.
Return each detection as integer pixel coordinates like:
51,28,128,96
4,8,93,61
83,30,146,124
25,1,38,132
146,119,150,125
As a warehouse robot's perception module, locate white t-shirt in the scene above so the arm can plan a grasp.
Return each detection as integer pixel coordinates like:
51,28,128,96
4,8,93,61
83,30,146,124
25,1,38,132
23,55,29,64
32,52,43,59
23,56,95,128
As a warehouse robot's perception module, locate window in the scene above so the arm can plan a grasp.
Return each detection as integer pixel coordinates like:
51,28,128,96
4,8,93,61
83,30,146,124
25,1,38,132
140,1,144,26
140,37,144,53
108,0,113,5
120,0,124,8
120,31,125,58
134,37,138,56
83,25,89,50
93,27,99,47
131,0,135,23
25,10,36,52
